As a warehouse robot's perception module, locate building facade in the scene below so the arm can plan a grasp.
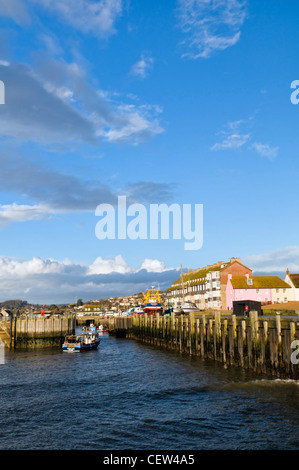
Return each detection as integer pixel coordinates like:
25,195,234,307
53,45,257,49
284,269,299,301
166,257,252,310
226,274,292,310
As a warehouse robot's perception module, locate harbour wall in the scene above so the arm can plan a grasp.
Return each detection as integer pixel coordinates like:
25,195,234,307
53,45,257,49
118,312,299,379
0,315,76,349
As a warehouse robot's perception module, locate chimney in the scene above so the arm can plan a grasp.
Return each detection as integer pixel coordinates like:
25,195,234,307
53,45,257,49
230,257,241,264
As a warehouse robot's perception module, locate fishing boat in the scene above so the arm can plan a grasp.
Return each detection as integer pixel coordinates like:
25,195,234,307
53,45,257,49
62,329,101,352
142,287,163,315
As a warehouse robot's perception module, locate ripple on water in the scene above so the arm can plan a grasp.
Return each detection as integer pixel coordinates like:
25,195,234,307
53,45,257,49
0,335,298,450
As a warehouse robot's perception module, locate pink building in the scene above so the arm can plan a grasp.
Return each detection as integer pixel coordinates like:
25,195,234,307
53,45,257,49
226,274,292,310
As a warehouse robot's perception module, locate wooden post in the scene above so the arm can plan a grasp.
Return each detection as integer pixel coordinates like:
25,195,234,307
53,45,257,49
221,321,227,363
247,325,252,369
179,316,183,352
215,311,221,356
195,319,199,355
189,316,192,355
200,316,205,357
260,322,266,373
228,321,235,365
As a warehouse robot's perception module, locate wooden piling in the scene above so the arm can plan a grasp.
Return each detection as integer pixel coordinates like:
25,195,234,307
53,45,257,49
126,312,298,379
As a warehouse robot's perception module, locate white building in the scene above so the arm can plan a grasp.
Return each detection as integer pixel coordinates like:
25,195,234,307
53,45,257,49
284,269,299,301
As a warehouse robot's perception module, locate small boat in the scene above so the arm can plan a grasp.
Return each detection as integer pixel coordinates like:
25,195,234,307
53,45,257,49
134,306,145,314
181,301,198,313
62,330,101,352
97,324,109,332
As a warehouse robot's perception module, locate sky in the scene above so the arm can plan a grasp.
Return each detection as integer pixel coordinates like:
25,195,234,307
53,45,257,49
0,0,299,304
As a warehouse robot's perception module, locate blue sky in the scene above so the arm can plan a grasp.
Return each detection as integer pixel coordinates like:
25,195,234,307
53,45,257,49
0,0,299,303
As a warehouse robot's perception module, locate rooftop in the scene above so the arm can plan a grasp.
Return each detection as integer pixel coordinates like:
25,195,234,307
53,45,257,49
289,274,299,288
230,276,291,289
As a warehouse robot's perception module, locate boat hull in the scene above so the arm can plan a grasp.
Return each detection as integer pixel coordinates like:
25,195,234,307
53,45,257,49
62,331,101,352
143,302,162,315
62,340,100,352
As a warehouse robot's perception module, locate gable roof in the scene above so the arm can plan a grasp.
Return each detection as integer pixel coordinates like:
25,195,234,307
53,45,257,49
230,276,291,289
289,274,299,288
220,260,252,273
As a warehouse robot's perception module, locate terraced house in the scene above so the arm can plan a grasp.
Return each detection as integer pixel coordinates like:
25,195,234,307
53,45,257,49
226,274,292,310
166,258,252,310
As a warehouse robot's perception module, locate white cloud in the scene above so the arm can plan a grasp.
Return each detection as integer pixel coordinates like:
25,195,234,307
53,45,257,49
88,255,131,275
100,106,164,144
130,54,154,79
210,117,279,159
0,203,52,229
210,133,250,151
0,0,123,38
0,256,65,277
0,255,179,303
178,0,247,59
0,60,164,146
139,259,168,273
244,246,299,274
252,142,279,160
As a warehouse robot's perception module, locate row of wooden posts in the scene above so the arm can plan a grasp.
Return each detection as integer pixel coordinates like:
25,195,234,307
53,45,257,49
0,314,76,349
114,312,299,379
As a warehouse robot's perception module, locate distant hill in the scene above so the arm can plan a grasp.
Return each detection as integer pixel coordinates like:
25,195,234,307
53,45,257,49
0,300,28,310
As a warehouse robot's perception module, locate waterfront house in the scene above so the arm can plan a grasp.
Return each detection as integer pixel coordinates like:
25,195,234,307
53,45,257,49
166,257,252,310
284,269,299,301
226,274,292,310
82,304,103,315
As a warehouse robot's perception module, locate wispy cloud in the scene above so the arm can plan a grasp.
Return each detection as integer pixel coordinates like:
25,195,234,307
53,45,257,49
210,117,279,160
210,133,250,151
130,53,154,79
251,142,279,161
210,118,251,151
244,246,299,274
177,0,247,59
0,0,124,39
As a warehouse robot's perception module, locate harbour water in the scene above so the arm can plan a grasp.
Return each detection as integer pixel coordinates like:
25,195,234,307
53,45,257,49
0,330,298,450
